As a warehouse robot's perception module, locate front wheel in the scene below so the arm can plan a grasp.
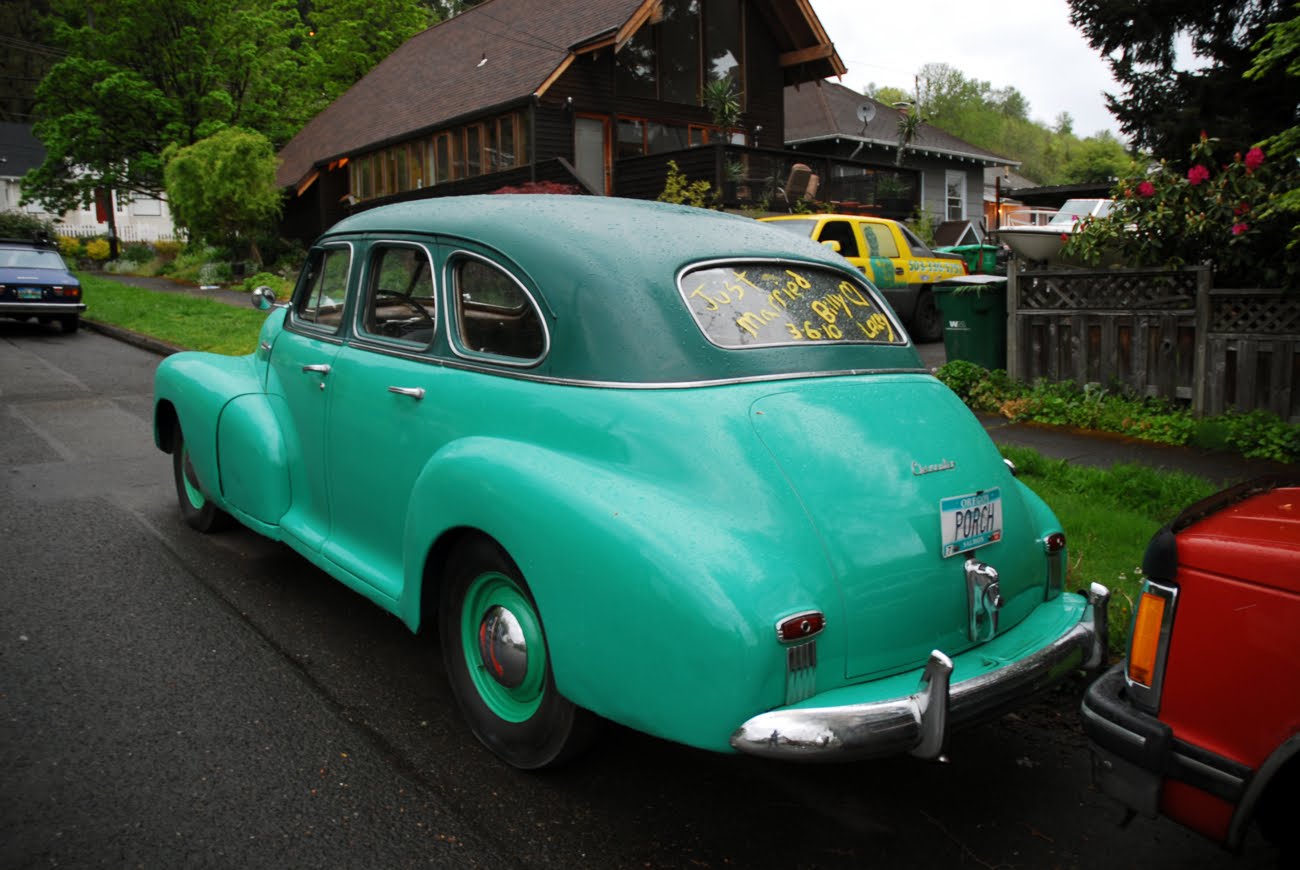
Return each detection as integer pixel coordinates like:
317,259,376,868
439,537,598,769
909,288,943,343
171,421,232,532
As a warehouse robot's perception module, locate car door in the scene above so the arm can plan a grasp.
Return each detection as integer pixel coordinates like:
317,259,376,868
320,239,448,601
267,242,352,551
319,239,549,602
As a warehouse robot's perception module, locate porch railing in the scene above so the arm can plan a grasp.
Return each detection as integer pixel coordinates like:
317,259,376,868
613,144,919,218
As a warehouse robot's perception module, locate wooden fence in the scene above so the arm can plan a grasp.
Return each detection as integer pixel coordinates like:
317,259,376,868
1007,264,1300,422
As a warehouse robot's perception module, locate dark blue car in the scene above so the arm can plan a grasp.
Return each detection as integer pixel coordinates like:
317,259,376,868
0,238,85,333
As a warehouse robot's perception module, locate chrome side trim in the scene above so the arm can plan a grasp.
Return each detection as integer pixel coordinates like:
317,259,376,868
730,586,1108,761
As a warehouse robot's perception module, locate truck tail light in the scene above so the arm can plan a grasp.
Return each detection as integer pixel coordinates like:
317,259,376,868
1125,580,1178,712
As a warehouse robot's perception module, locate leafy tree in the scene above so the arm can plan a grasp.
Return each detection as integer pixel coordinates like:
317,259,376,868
306,0,432,103
1059,132,1130,183
1067,0,1299,165
24,0,311,217
163,127,283,266
1245,2,1300,239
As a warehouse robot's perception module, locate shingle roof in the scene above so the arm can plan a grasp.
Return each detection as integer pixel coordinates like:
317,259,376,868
784,80,1018,167
277,0,845,190
277,0,642,189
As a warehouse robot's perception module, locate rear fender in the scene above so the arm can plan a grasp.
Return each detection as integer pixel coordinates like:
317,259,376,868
398,436,830,752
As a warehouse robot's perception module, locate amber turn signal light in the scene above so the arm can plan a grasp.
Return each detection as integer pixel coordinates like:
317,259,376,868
1127,590,1168,686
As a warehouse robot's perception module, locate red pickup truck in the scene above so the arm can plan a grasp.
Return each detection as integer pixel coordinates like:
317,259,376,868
1082,475,1299,859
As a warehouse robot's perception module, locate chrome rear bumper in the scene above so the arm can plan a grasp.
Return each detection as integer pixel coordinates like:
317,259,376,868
730,583,1110,761
0,302,87,316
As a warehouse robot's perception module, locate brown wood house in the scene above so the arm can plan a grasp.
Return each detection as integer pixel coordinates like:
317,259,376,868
276,0,846,241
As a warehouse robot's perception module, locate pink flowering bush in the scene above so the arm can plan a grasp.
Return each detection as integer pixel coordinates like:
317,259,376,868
1064,132,1298,289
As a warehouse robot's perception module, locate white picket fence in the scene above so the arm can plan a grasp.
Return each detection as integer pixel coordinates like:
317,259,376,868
55,224,184,243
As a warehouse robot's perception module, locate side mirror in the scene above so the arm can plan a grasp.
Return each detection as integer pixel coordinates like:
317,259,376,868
820,239,842,253
251,285,277,311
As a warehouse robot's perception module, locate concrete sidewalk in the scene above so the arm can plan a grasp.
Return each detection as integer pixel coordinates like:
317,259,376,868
87,273,1295,487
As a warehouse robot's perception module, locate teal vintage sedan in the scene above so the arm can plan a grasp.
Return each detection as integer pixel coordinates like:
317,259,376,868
154,196,1109,769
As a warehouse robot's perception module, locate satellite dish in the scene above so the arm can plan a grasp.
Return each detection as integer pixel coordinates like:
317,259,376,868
856,103,877,124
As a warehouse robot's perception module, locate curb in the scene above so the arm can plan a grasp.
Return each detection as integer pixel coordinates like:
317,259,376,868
84,318,185,357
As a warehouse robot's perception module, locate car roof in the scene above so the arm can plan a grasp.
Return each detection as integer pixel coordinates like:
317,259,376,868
320,196,924,384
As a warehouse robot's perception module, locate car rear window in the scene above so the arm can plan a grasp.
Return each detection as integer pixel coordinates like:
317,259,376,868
0,249,67,269
680,262,905,349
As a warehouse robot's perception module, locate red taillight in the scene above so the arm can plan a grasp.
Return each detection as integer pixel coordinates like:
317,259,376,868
1044,531,1066,553
776,611,825,643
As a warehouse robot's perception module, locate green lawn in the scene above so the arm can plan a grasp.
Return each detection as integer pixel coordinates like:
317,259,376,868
1001,446,1217,652
79,272,266,355
82,272,1217,655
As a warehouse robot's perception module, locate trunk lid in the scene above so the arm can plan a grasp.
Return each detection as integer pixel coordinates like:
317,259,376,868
750,375,1048,679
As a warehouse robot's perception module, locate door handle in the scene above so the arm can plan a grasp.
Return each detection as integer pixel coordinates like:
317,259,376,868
301,364,331,374
387,386,425,400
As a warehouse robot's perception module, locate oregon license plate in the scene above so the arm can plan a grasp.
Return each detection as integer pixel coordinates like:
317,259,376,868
17,287,43,300
940,488,1003,557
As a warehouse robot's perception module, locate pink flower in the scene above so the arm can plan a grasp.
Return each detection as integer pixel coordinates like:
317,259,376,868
1232,222,1249,236
1060,233,1070,242
1187,165,1210,186
1234,201,1251,216
1245,147,1265,174
1137,180,1156,198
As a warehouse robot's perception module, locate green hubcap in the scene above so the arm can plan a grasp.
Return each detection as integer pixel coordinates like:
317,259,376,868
181,446,207,509
460,571,546,722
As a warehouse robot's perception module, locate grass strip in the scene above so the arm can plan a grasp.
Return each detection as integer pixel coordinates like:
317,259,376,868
79,273,266,356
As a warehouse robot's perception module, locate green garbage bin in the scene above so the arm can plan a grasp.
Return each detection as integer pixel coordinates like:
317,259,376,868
936,244,1003,275
932,276,1007,370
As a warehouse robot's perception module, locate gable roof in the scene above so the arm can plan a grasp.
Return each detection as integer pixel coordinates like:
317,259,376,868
277,0,845,191
784,80,1018,168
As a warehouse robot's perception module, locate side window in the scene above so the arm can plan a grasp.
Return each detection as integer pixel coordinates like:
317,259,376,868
816,220,860,258
359,245,436,347
451,257,546,362
295,246,350,332
860,223,900,259
897,224,936,258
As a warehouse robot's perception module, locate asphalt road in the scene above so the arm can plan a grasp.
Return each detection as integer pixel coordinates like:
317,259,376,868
0,319,1276,869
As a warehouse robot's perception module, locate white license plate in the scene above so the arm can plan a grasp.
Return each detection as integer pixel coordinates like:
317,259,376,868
940,488,1003,557
17,288,43,300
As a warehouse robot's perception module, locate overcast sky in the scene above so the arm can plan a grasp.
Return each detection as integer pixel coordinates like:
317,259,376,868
809,0,1125,140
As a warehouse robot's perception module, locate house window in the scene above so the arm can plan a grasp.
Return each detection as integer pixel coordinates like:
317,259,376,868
618,118,647,158
614,0,744,108
946,170,966,220
434,133,453,184
494,116,517,171
465,124,483,177
704,0,742,89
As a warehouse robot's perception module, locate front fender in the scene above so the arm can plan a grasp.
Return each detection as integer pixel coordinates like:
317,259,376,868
153,350,265,509
401,436,833,752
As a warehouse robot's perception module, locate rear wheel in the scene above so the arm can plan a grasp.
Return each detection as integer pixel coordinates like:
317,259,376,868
59,315,79,334
439,536,598,769
910,288,943,343
171,422,232,532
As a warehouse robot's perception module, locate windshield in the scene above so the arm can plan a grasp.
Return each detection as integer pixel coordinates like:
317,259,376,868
764,219,820,238
1048,199,1110,227
680,262,905,349
0,248,68,270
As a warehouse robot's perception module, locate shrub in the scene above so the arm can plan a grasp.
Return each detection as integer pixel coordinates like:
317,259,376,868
84,238,111,262
658,160,715,209
490,180,583,195
934,360,1300,463
1064,132,1299,289
153,239,183,261
242,271,293,298
0,210,55,239
120,243,154,264
56,235,84,259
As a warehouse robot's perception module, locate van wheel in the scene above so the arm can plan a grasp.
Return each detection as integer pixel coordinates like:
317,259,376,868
439,536,598,769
